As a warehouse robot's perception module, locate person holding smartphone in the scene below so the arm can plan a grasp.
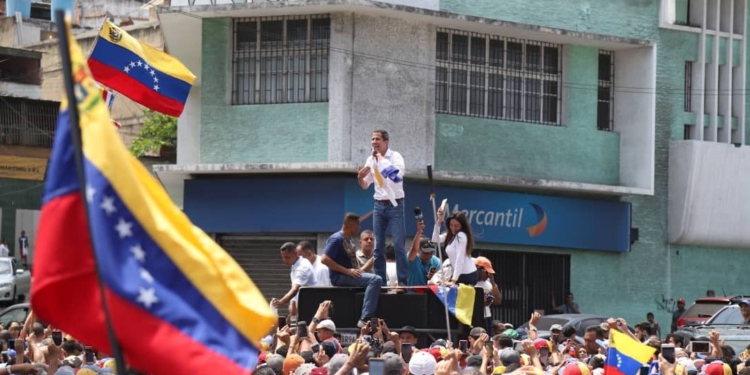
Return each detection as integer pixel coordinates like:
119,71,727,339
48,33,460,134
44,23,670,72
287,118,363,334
406,220,441,291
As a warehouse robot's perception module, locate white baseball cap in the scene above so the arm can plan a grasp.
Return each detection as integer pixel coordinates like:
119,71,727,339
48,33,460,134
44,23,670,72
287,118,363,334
409,351,437,375
317,319,337,332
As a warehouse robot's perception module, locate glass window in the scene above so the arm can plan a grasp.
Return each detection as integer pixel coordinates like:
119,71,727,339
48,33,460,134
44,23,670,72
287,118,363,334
435,29,560,125
232,16,330,105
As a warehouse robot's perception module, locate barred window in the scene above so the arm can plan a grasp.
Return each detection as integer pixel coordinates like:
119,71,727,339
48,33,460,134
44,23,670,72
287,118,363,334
436,29,561,125
597,50,614,131
232,15,330,105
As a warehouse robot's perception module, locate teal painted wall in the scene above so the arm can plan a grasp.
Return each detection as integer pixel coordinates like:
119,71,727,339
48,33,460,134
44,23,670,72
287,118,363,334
200,18,329,164
440,0,659,41
435,45,620,185
435,115,620,184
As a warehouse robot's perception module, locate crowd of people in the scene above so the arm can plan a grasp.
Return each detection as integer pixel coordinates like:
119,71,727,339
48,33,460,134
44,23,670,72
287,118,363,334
256,302,750,375
0,311,127,374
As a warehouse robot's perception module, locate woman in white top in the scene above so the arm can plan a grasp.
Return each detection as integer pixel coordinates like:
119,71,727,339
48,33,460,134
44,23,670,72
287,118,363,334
432,207,478,286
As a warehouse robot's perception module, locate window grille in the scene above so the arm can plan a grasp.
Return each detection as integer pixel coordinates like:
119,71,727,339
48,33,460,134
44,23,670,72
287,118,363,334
232,15,330,105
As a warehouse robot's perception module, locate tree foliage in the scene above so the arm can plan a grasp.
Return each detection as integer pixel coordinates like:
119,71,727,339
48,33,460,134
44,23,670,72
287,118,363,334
129,109,177,157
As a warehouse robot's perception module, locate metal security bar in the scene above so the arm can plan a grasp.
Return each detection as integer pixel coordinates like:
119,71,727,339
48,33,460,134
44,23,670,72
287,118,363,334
684,61,693,112
436,29,562,125
477,249,570,327
232,15,330,105
597,51,614,131
0,97,58,148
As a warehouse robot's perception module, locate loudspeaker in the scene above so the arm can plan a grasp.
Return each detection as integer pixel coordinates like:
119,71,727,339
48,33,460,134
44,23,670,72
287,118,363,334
354,292,428,328
298,287,363,328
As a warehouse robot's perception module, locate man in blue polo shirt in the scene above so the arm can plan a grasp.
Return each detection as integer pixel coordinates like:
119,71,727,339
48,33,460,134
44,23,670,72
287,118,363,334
321,212,383,327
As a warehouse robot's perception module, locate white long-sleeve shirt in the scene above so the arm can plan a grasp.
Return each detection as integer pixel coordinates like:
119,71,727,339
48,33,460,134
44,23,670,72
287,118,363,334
361,149,406,200
432,225,475,281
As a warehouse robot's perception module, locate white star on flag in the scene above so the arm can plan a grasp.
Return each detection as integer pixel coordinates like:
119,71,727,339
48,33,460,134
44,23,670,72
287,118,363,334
150,70,155,76
115,218,133,238
86,185,96,203
124,66,130,73
144,63,150,71
130,244,146,262
137,60,143,67
154,85,159,91
100,196,117,215
154,77,159,83
137,287,158,309
140,268,154,283
130,61,136,68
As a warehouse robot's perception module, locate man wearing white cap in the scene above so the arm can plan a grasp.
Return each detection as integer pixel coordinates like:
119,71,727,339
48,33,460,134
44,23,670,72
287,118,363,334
409,351,437,375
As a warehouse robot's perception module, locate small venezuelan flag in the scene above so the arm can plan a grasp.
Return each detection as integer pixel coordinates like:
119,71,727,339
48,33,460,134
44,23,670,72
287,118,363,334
429,284,476,326
604,330,656,375
88,20,195,117
32,17,274,375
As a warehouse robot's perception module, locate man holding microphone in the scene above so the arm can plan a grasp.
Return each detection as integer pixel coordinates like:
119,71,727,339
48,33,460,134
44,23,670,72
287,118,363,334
357,129,407,291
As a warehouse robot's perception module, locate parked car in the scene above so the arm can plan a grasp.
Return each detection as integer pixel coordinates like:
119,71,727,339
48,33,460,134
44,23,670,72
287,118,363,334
676,304,750,354
0,257,30,303
677,296,750,328
0,302,30,329
518,314,632,340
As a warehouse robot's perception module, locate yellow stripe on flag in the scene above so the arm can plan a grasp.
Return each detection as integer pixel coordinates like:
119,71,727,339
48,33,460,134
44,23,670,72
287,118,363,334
455,284,476,326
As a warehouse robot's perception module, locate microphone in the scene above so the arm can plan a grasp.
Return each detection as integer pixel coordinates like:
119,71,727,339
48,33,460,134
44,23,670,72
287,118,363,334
414,207,423,221
372,147,377,157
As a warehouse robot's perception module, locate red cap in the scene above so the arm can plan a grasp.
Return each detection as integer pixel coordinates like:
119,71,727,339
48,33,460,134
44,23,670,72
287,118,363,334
678,298,686,304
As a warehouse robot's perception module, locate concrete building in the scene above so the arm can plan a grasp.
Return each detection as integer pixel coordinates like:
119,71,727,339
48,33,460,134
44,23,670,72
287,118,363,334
0,46,59,265
156,0,750,327
1,0,165,146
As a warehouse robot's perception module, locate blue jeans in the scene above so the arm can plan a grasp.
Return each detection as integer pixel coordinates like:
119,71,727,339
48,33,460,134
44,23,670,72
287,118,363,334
332,273,383,320
373,200,407,286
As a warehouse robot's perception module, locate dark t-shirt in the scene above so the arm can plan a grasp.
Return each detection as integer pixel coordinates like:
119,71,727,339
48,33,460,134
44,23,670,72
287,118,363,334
323,231,355,284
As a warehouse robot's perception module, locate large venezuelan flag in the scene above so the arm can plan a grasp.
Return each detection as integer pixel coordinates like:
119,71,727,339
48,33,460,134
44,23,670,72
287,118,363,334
88,20,195,117
429,284,476,326
604,330,656,375
31,18,274,375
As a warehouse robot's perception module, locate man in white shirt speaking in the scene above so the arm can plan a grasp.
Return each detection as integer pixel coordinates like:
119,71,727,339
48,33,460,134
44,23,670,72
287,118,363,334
356,129,407,291
272,242,318,309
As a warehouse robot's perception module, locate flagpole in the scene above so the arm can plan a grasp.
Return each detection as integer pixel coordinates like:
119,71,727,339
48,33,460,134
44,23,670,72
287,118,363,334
55,10,128,375
427,165,453,343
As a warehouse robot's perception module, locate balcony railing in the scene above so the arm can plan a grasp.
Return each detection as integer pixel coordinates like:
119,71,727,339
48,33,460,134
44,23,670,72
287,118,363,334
0,97,59,148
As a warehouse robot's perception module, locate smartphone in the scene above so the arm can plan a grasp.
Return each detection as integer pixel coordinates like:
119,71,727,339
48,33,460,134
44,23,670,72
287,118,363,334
278,316,287,328
328,302,334,317
370,317,379,334
297,321,308,338
539,346,550,367
369,358,385,375
402,343,413,361
311,344,320,353
459,340,468,352
429,267,437,274
691,341,711,353
84,347,95,364
52,331,63,346
640,366,650,375
661,344,675,364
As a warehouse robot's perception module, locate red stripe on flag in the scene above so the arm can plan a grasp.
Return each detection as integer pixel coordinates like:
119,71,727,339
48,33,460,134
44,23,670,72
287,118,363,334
88,59,185,117
32,193,250,375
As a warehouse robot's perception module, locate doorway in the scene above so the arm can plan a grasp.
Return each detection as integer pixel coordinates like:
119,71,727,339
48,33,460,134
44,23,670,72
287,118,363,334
477,249,571,327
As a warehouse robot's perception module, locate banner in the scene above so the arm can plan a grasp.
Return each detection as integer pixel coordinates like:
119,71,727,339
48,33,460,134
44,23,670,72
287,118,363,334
0,155,48,180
